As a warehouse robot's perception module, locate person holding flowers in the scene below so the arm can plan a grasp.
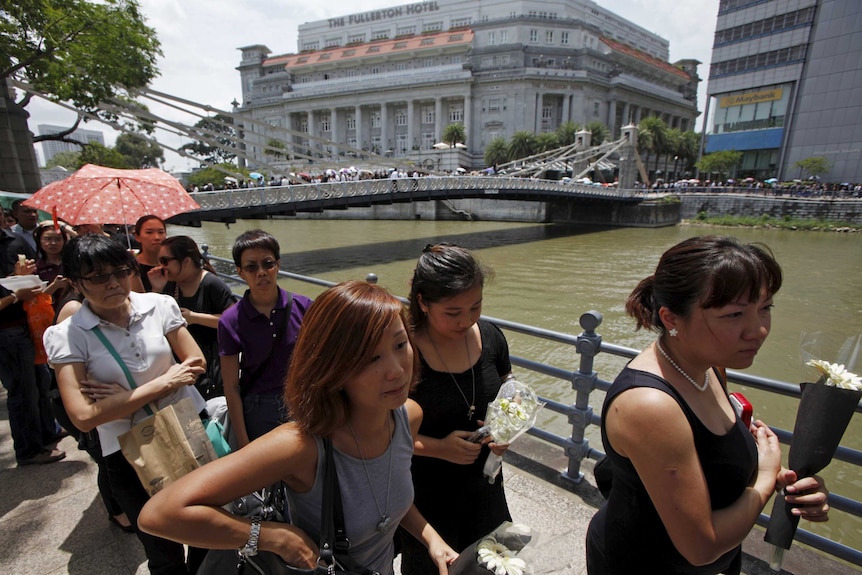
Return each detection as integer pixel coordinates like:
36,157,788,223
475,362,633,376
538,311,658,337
400,243,513,575
586,236,830,575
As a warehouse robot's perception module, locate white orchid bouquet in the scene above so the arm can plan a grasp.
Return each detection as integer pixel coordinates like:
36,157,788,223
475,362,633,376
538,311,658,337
764,333,862,568
480,375,545,483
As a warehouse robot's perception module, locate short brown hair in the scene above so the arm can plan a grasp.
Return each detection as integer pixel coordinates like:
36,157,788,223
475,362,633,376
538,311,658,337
285,280,419,436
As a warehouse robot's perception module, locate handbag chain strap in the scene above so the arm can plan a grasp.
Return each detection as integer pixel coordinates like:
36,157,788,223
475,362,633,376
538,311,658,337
92,326,154,416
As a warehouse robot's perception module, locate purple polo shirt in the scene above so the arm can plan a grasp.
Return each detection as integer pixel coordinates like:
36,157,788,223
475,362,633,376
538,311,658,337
217,287,312,396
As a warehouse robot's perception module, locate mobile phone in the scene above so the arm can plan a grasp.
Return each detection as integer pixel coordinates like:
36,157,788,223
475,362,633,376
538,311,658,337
467,425,491,443
729,392,753,427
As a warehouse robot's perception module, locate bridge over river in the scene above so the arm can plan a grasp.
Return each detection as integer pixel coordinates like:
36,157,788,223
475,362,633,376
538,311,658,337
169,176,646,226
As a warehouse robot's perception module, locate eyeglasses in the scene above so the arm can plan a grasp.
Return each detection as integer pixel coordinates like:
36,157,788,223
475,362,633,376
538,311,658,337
158,256,178,266
241,259,278,273
81,268,134,285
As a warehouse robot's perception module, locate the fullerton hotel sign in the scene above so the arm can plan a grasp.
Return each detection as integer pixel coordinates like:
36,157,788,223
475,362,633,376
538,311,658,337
328,1,441,27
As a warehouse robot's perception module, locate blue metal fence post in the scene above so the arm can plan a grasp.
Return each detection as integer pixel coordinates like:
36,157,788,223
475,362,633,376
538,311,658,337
562,311,602,484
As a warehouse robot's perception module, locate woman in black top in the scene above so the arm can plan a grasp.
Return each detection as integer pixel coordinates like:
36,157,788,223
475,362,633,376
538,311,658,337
586,236,830,574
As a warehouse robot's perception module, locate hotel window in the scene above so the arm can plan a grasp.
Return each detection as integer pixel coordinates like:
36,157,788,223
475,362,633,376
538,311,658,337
488,31,496,45
300,120,308,133
422,106,435,124
423,21,443,33
530,29,538,43
422,132,434,149
394,41,408,49
370,111,381,128
395,109,408,126
561,31,569,45
500,30,509,43
347,137,357,148
372,30,389,40
420,38,435,46
301,41,319,51
396,134,408,153
451,17,471,28
371,135,381,150
325,38,340,48
488,98,501,112
545,30,554,43
449,105,464,123
542,106,553,119
451,55,463,64
346,114,356,130
320,117,330,132
397,25,416,36
367,46,380,53
348,33,366,44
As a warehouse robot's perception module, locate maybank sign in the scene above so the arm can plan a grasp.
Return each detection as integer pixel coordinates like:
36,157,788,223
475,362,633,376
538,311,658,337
719,89,783,108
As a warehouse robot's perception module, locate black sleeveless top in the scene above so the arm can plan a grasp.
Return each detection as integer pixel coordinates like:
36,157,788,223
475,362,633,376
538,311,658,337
587,367,757,575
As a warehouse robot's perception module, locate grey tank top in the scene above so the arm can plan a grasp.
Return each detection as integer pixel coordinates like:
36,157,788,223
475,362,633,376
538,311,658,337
286,406,414,575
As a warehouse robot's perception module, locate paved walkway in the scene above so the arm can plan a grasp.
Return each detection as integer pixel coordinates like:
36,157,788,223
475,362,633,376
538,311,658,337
0,387,857,574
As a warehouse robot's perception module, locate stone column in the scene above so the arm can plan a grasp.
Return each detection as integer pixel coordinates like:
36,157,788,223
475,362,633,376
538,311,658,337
355,105,362,151
435,97,443,143
330,108,338,158
535,92,543,132
562,94,571,124
618,124,639,190
380,103,389,152
407,100,415,151
463,95,472,151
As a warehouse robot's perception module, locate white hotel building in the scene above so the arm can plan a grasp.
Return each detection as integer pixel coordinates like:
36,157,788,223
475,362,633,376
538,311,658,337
236,0,700,169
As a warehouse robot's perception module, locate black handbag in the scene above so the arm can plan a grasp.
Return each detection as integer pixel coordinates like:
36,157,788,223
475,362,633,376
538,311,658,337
237,437,380,575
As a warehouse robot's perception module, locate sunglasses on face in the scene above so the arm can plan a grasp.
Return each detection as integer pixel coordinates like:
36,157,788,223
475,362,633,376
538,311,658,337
241,259,278,273
82,267,134,285
158,256,178,266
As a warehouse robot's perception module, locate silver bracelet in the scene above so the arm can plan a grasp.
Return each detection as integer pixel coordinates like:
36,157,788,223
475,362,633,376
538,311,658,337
238,516,261,559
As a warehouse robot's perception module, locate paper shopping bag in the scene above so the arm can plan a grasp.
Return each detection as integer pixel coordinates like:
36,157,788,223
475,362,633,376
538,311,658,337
119,397,217,496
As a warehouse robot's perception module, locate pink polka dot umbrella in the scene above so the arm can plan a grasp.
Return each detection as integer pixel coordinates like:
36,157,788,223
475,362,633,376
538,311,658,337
23,164,200,225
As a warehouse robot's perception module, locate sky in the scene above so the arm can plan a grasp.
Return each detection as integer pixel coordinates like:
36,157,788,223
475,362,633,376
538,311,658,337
26,0,721,171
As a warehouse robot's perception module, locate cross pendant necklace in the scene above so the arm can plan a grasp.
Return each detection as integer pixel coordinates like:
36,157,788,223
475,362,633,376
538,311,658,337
428,331,476,420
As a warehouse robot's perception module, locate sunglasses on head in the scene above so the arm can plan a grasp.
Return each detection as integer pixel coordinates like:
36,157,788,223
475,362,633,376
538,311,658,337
241,259,278,273
82,268,134,285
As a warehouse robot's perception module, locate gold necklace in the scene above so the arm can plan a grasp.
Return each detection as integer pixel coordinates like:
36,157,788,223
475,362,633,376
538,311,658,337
427,331,476,420
346,416,393,532
655,339,709,392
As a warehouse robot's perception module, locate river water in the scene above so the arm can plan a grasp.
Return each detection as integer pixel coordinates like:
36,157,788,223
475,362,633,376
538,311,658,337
170,218,862,552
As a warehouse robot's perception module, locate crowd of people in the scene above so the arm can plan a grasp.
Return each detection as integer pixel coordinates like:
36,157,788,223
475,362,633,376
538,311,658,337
0,200,832,575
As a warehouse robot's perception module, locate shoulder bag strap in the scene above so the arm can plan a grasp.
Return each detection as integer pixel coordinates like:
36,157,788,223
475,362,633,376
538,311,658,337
92,326,154,416
320,437,337,567
240,292,294,396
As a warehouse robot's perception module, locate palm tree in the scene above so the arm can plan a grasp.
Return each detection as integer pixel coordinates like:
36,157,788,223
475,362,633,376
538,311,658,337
638,116,669,176
484,137,508,168
679,131,701,177
535,132,560,153
555,121,580,146
441,123,466,147
585,122,609,146
508,131,537,161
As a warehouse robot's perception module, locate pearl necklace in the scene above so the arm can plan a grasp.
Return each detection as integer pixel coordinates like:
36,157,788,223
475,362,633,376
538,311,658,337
427,331,476,420
346,416,393,532
655,339,709,392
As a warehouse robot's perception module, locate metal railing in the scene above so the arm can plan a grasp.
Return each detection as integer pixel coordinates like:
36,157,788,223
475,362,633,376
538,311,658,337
201,248,862,567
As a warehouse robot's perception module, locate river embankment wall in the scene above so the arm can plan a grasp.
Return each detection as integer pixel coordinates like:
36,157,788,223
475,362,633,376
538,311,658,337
678,193,862,225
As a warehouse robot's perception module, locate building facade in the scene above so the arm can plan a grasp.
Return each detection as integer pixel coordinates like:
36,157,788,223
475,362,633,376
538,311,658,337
702,0,862,183
235,0,699,170
37,124,105,166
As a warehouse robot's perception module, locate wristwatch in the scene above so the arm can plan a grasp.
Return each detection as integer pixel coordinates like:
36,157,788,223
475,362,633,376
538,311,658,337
238,516,262,559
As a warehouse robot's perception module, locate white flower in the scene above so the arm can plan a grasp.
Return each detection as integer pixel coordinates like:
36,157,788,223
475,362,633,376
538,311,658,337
477,537,527,575
807,359,862,391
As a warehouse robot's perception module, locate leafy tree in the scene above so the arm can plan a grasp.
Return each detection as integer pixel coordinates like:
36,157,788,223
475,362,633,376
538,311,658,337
696,150,743,182
535,132,559,153
45,150,82,169
555,121,580,146
78,142,129,169
585,121,610,147
2,0,162,144
507,131,537,161
794,156,830,179
185,163,249,190
264,138,287,160
678,130,701,176
484,137,508,168
115,133,164,168
180,114,238,164
441,123,466,147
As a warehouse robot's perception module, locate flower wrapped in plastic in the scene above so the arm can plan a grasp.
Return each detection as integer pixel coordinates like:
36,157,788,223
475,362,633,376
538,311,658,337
764,332,862,569
480,375,545,483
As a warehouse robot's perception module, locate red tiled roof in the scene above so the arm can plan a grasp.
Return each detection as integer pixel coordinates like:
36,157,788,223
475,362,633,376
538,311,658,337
599,37,690,80
263,30,474,71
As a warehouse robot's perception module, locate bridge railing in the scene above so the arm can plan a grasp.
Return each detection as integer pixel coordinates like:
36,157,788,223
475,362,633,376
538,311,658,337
201,249,862,567
190,176,642,211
